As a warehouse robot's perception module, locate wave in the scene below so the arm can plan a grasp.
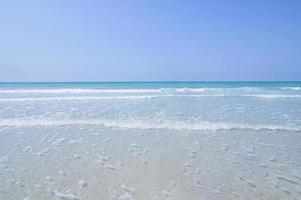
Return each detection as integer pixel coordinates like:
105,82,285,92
0,118,299,131
0,89,161,94
0,94,300,102
0,95,166,102
0,87,267,94
0,88,219,94
1,86,301,95
181,94,301,98
280,87,301,91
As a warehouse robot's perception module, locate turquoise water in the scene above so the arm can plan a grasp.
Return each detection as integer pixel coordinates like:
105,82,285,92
0,82,301,199
0,82,301,129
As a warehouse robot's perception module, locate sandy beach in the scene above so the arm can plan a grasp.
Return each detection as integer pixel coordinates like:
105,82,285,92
1,125,301,200
0,83,301,199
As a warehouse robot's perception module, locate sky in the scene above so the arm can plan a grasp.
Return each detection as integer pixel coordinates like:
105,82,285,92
0,0,300,82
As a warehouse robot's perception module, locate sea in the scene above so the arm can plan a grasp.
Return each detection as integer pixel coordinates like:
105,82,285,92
0,82,301,199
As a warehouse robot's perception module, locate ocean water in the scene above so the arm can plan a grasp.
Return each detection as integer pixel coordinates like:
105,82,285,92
0,82,301,200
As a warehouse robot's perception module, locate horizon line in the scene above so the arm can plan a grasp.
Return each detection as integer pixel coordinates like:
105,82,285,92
0,81,301,84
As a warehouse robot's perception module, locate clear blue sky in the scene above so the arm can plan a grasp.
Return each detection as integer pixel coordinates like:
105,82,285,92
0,0,300,81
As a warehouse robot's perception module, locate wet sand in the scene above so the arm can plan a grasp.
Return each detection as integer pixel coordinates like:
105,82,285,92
1,126,301,200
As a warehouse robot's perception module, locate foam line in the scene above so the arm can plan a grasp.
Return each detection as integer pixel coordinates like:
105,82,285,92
0,95,167,102
0,94,300,102
0,118,299,131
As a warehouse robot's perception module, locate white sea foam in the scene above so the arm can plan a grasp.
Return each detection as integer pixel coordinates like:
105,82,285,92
178,94,301,98
0,87,300,101
0,89,160,94
0,118,299,131
249,94,301,98
280,87,301,91
0,88,208,94
0,87,268,94
0,93,300,102
0,95,167,102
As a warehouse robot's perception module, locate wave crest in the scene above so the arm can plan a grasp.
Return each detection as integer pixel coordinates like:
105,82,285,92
0,118,299,131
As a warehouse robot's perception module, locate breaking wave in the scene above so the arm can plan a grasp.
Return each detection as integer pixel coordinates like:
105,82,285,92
0,86,301,95
0,118,299,131
0,87,272,94
0,94,300,102
0,89,161,94
0,95,165,102
280,87,301,91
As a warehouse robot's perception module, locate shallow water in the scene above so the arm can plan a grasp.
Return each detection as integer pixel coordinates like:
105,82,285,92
0,82,301,200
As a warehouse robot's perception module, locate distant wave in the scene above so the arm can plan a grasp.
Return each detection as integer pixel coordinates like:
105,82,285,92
0,94,301,102
0,118,299,131
180,94,301,98
0,87,267,94
0,95,165,102
0,88,203,94
0,89,161,94
0,87,301,94
0,88,222,94
0,87,300,101
280,87,301,91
